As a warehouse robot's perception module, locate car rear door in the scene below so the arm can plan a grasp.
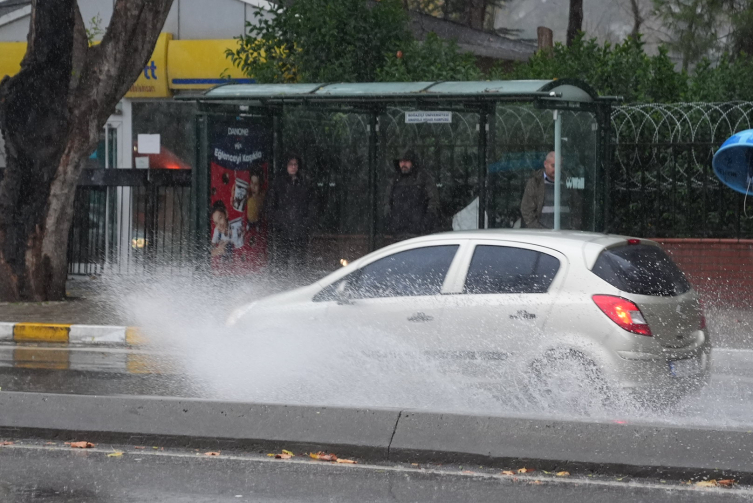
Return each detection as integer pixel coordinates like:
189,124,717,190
437,240,567,382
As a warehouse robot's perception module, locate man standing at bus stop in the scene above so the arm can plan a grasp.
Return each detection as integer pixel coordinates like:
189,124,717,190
383,149,440,239
521,151,581,229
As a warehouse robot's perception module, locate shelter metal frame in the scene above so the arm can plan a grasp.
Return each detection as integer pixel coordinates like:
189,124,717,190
180,79,618,254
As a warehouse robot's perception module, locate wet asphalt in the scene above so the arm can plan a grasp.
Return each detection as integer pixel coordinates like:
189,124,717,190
1,440,751,503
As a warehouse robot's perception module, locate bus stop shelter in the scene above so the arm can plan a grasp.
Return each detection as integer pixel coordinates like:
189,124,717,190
183,80,617,270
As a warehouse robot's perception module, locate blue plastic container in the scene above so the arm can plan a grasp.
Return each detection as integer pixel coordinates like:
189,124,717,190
713,129,753,194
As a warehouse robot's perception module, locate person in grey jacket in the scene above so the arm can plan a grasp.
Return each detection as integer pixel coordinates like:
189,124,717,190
520,151,582,229
383,149,440,237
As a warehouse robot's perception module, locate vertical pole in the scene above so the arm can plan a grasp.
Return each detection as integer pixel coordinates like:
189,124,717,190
191,113,210,266
601,105,612,233
554,109,562,231
477,108,489,230
368,111,378,251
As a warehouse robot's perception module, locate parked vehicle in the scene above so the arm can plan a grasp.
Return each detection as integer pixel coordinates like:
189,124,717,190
228,230,711,407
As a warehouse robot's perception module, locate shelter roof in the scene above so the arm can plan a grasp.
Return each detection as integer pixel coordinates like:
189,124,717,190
196,79,613,106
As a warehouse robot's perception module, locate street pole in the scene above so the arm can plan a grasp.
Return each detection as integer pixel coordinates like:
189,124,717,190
554,110,562,231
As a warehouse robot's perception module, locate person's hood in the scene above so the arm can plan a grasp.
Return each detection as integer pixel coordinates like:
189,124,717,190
393,149,421,174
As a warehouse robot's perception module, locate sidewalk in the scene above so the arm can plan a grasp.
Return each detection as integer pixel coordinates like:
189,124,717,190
0,277,126,326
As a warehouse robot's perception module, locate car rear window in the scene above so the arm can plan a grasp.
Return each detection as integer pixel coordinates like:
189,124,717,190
592,244,691,296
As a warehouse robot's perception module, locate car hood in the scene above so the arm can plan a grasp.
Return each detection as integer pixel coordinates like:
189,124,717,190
225,284,318,327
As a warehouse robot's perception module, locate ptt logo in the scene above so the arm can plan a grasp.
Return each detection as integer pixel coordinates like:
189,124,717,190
143,61,157,80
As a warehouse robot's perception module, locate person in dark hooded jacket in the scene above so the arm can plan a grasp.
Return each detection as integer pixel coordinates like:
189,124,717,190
383,149,440,237
265,154,317,273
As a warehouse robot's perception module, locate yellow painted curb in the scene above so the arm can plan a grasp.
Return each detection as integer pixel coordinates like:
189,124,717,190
13,323,70,343
125,327,146,346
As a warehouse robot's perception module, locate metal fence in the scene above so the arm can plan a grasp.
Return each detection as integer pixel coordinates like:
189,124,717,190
67,169,193,276
609,102,753,238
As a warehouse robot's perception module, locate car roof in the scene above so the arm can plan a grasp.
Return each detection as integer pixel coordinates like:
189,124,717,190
384,229,652,269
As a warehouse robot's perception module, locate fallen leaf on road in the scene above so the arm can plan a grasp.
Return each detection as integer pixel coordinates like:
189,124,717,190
152,447,159,450
336,459,357,464
266,453,275,457
556,471,570,477
719,479,735,487
695,480,718,487
107,452,123,458
204,452,221,456
282,450,295,457
70,442,95,449
1,441,14,446
275,454,292,459
309,452,337,461
530,480,542,485
517,468,534,474
411,463,419,467
501,471,515,476
134,446,145,449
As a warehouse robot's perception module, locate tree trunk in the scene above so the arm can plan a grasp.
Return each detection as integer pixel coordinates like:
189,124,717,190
467,0,487,30
630,0,643,38
0,0,173,302
566,0,583,46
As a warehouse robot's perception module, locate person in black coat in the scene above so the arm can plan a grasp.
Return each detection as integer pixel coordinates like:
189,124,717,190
383,149,440,238
266,154,316,273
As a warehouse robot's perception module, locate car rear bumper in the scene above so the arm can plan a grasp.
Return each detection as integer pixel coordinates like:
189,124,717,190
605,342,711,398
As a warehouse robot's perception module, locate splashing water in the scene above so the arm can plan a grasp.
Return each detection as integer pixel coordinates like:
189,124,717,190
98,272,753,429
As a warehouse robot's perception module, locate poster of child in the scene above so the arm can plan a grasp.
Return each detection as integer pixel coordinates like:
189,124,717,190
210,201,233,260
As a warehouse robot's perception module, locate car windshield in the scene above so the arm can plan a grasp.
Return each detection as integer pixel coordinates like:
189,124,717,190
592,244,691,296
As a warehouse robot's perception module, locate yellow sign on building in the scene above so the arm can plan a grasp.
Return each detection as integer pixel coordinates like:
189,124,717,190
168,39,251,90
0,42,27,80
0,33,253,98
125,32,172,98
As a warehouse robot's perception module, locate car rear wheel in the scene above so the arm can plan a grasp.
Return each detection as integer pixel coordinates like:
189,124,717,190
525,349,614,415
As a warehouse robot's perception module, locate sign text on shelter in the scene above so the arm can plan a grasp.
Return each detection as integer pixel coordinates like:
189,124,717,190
405,111,453,124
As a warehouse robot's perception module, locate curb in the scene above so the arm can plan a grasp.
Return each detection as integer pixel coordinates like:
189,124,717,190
0,322,142,346
1,392,753,481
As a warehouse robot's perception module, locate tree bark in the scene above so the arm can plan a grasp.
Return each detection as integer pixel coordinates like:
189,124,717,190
467,0,487,30
630,0,643,38
566,0,583,46
0,0,174,301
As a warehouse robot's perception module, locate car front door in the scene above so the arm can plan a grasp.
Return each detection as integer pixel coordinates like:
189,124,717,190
322,243,463,350
438,241,567,384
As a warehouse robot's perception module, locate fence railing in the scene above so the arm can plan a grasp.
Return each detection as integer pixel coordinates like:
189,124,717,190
610,103,753,239
67,169,193,276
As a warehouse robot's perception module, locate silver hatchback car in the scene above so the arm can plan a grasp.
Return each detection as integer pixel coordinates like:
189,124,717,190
229,230,711,404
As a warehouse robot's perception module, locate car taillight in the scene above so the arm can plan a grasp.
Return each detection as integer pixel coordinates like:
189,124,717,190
592,295,652,336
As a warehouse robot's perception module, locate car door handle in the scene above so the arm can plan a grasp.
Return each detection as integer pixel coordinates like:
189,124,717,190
408,312,433,322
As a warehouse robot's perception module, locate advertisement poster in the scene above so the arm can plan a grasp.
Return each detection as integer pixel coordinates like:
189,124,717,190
209,118,271,274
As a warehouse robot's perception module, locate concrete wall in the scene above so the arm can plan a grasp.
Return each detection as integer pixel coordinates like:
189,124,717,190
654,238,753,307
0,14,30,42
494,0,671,60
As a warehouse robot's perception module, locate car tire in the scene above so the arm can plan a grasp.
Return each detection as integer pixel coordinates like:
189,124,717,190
525,348,614,415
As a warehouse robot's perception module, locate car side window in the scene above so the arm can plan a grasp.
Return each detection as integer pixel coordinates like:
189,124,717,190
338,245,458,299
463,245,560,294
